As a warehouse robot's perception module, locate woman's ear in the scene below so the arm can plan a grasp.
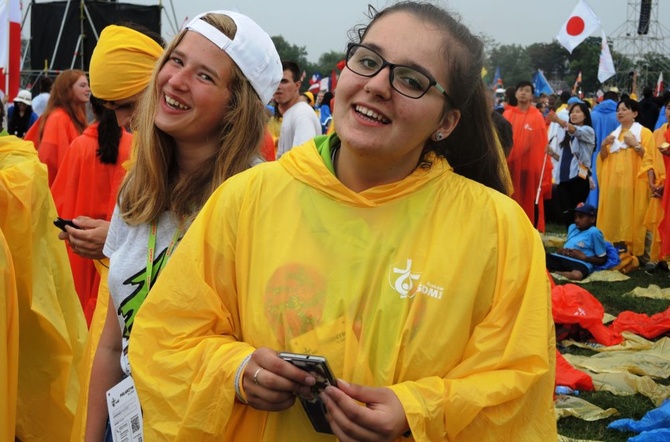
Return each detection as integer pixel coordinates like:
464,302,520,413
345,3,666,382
435,109,461,141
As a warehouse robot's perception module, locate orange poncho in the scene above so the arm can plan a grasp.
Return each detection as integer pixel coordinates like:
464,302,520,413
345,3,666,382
51,123,132,324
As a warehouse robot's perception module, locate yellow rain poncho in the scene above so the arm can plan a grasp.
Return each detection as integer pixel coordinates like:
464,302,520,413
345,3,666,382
596,125,654,255
0,228,18,441
130,137,557,441
0,136,87,441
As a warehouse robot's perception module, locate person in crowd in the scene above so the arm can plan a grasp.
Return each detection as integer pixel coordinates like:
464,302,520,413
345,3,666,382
0,133,87,441
504,80,552,230
555,90,572,114
546,101,596,228
654,96,670,265
129,3,556,440
502,85,517,111
51,97,133,324
31,76,53,116
546,203,607,280
300,91,315,107
84,10,281,441
25,69,90,185
0,105,7,136
597,98,654,258
586,89,621,207
7,90,38,138
274,60,321,159
639,98,668,272
56,23,164,441
638,86,660,131
655,91,669,130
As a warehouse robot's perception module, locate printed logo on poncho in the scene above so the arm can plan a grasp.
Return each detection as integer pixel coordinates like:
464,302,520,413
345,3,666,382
388,259,443,300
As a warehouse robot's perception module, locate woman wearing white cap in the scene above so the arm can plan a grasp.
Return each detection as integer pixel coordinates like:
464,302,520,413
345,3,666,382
84,10,281,441
7,89,38,138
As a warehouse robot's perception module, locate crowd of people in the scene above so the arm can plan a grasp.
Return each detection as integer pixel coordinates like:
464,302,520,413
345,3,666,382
502,77,670,276
2,0,670,440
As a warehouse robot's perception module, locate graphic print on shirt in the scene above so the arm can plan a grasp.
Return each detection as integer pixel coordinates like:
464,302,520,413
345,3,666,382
118,247,170,338
388,259,444,300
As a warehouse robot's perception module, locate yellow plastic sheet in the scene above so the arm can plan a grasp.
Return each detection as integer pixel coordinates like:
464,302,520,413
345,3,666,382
590,371,670,407
564,347,670,379
554,395,619,421
551,270,630,284
626,284,670,300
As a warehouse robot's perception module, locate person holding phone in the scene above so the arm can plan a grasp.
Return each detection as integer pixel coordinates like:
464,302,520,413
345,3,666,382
130,2,556,440
84,11,281,441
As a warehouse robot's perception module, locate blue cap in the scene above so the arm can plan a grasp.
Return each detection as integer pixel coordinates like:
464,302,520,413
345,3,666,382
573,203,596,216
567,97,583,105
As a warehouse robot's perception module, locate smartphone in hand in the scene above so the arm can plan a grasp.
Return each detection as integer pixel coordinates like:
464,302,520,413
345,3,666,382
278,352,338,434
53,217,81,232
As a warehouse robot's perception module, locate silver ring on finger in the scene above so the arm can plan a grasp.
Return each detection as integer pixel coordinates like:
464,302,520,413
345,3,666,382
253,367,264,385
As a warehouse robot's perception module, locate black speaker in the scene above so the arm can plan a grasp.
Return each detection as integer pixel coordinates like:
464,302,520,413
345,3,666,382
638,0,652,35
31,1,161,72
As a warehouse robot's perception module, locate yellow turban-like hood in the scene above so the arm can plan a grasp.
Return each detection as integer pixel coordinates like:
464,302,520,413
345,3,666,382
89,25,163,101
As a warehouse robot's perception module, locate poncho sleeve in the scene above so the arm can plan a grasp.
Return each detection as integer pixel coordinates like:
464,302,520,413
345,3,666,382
388,202,555,440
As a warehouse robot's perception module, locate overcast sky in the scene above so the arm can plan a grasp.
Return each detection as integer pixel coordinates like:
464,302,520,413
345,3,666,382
136,0,647,62
25,1,662,62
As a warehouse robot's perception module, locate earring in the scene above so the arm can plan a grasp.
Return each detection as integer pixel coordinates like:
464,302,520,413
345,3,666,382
435,132,444,141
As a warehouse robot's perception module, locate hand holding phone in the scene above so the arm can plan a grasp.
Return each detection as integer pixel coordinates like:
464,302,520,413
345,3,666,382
53,217,81,232
278,352,337,434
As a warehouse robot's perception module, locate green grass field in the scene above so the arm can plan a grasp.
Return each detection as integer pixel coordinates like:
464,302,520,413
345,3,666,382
546,224,670,441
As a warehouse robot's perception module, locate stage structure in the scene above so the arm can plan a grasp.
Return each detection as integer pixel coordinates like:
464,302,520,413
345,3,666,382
610,0,670,88
20,0,178,88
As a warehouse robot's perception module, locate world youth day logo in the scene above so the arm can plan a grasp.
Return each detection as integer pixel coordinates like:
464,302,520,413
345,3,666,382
389,259,420,298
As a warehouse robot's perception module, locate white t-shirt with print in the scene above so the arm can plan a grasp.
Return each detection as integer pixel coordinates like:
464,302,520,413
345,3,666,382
103,206,181,375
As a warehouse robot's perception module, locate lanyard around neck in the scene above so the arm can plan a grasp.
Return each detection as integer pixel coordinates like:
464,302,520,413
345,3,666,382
145,219,182,289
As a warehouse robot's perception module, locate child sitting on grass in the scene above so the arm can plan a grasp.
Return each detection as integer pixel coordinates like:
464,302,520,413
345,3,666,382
546,203,607,280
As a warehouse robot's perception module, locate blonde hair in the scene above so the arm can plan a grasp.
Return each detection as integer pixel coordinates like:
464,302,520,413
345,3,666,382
118,13,267,226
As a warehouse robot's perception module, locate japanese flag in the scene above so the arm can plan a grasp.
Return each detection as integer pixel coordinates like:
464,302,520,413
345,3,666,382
556,0,601,53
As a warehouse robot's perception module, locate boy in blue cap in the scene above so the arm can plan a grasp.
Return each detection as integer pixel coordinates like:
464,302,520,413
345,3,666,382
546,203,607,280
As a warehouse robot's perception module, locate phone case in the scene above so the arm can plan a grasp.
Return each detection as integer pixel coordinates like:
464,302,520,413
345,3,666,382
278,353,337,434
53,217,78,231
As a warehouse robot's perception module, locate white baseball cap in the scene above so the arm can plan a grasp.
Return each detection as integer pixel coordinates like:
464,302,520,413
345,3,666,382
13,89,32,106
185,11,282,105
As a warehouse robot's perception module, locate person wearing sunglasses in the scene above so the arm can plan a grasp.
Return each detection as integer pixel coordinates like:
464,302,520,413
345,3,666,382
129,2,556,440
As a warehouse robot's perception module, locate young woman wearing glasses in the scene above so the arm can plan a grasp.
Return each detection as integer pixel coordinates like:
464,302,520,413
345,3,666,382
129,2,557,440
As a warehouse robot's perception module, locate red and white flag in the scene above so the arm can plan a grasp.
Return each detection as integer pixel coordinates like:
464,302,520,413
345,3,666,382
556,0,601,53
597,30,616,83
0,0,21,99
656,72,664,97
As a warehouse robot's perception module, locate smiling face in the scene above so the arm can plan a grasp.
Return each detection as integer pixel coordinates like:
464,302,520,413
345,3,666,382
154,31,234,148
333,11,457,175
72,75,91,104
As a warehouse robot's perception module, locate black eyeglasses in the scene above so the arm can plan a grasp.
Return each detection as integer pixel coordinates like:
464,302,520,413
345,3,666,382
345,43,454,105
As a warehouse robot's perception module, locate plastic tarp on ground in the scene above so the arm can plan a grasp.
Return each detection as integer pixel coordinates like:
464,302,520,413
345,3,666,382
608,399,670,441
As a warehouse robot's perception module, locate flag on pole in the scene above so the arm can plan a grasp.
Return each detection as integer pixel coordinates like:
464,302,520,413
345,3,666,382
572,71,582,95
597,30,616,84
655,72,664,97
0,0,21,99
556,0,601,53
492,67,502,89
532,69,554,96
